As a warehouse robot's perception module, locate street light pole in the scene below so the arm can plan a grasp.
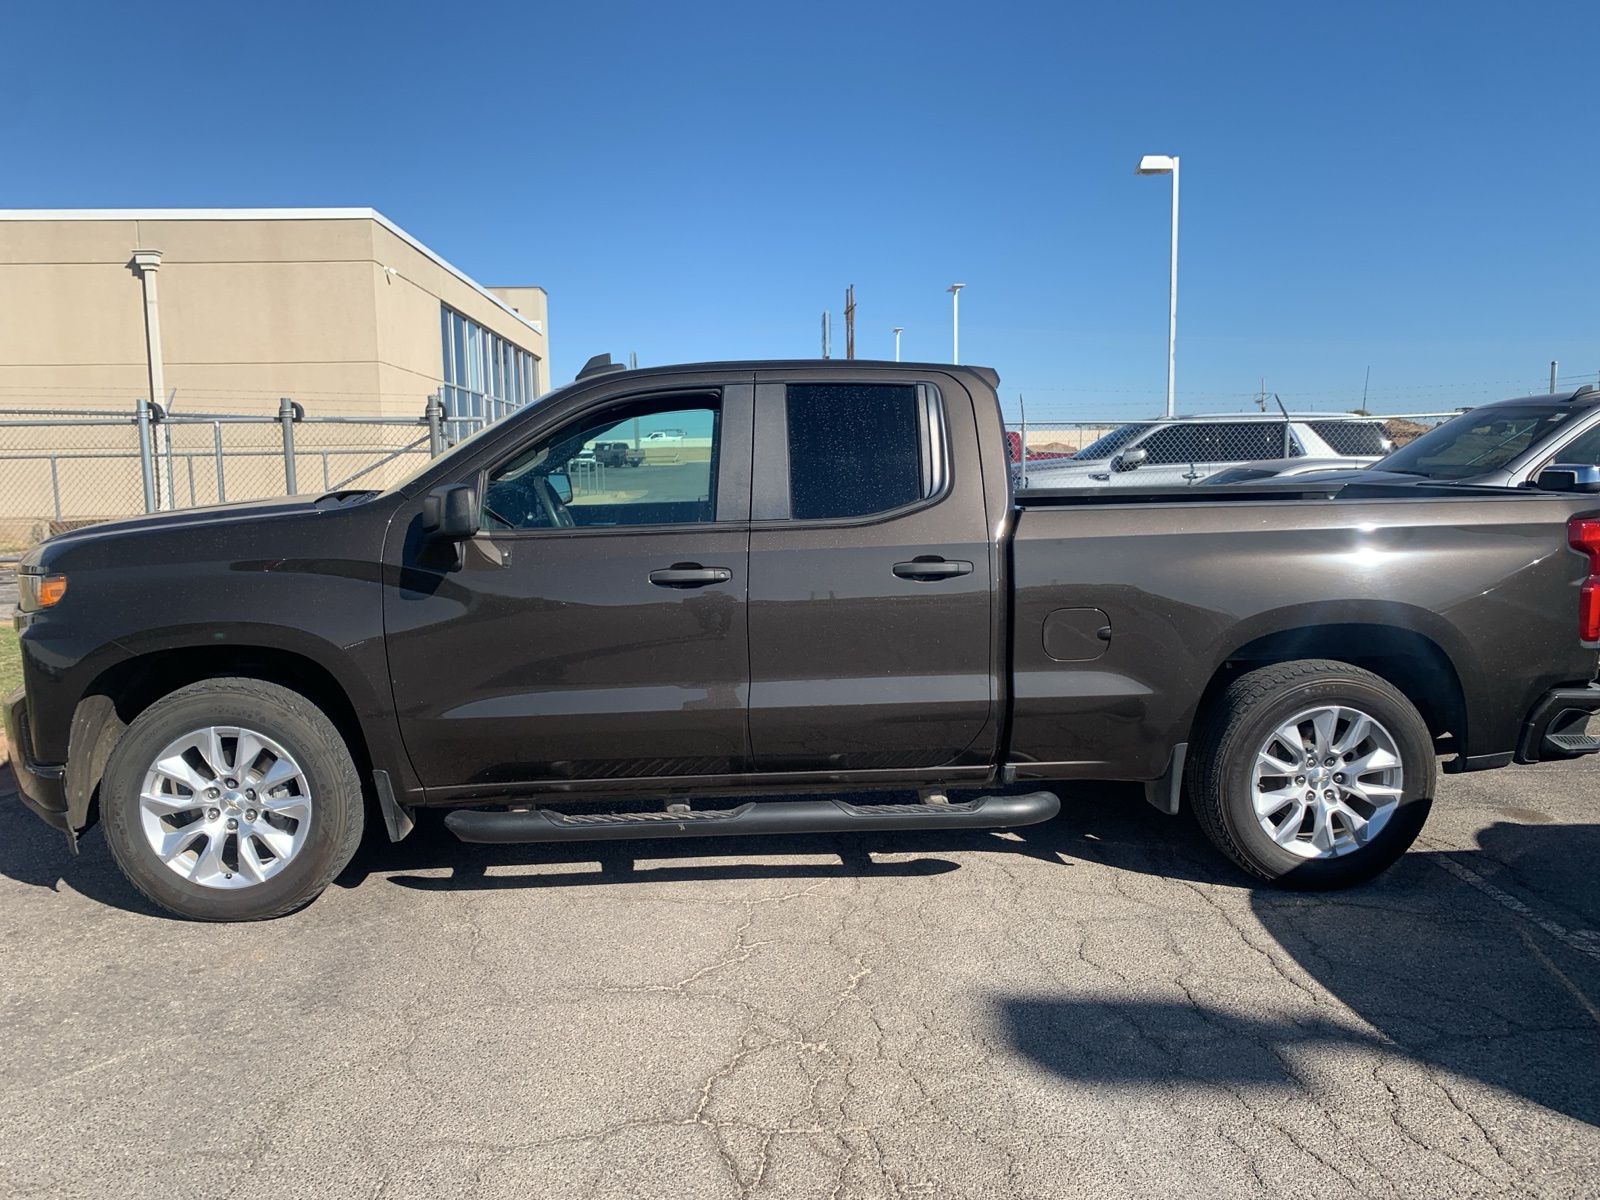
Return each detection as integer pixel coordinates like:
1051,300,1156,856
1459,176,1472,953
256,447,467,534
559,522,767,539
1136,154,1180,417
892,327,904,362
947,283,965,363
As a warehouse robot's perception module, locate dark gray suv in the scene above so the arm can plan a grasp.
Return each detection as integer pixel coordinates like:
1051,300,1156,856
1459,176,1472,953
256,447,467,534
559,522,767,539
1238,385,1600,488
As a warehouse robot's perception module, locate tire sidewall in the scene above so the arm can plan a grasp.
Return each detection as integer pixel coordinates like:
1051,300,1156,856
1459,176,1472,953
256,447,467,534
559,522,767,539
101,684,359,920
1217,672,1435,887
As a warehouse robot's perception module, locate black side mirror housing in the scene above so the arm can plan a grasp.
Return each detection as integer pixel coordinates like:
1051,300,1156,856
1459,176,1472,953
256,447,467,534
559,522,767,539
1115,447,1148,472
422,483,480,540
1534,464,1600,494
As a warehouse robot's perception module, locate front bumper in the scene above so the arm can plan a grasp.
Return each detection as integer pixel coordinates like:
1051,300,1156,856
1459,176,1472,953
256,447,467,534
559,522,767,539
1516,683,1600,763
2,687,71,835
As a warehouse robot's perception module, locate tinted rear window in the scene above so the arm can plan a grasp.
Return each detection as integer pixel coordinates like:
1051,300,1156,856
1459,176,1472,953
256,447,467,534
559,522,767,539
1308,420,1388,456
787,384,923,519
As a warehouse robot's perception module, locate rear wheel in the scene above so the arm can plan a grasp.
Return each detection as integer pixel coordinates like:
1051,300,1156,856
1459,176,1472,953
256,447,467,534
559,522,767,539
1188,660,1434,888
101,678,364,920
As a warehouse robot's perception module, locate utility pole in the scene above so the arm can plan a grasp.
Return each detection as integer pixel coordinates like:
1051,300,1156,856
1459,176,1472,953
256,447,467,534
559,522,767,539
892,327,904,362
1362,365,1371,413
821,311,831,359
1551,360,1559,394
844,285,856,360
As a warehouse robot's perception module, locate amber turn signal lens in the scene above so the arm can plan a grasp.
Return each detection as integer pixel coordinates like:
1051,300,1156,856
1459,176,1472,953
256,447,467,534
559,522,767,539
35,574,67,608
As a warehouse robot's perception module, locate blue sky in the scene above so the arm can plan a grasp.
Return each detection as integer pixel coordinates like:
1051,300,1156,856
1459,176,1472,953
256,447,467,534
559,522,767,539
4,0,1597,419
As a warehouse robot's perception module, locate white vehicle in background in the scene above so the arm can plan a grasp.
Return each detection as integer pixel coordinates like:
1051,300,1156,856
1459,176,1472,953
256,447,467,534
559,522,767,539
1201,456,1386,485
1014,412,1391,489
644,429,685,442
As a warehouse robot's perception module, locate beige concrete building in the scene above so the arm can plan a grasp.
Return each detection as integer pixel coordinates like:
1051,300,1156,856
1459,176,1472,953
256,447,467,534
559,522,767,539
0,208,548,420
0,209,548,540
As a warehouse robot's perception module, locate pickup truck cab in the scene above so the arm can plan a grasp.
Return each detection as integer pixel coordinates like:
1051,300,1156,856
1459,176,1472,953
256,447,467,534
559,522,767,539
8,358,1600,921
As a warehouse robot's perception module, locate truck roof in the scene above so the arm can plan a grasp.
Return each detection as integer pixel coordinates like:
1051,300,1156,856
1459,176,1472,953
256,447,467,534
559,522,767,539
1478,385,1600,409
573,355,1001,388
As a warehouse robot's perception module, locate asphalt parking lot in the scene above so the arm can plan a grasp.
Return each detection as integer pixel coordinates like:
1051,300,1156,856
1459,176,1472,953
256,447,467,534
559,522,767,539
1,758,1597,1198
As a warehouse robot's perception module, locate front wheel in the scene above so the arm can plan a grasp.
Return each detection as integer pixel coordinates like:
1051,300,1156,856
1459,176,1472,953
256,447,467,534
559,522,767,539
101,678,365,920
1187,659,1435,888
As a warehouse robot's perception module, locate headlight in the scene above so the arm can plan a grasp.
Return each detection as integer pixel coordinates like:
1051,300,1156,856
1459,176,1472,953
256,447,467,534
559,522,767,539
17,571,67,612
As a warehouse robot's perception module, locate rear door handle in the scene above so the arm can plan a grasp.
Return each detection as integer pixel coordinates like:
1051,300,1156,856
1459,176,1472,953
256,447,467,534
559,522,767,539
648,564,732,588
893,558,974,581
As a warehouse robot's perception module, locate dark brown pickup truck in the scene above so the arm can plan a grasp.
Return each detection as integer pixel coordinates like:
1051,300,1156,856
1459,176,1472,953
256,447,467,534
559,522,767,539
8,357,1600,920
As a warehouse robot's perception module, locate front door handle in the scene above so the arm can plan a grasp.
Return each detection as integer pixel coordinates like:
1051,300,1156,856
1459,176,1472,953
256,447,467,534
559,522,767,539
648,564,732,588
893,558,974,581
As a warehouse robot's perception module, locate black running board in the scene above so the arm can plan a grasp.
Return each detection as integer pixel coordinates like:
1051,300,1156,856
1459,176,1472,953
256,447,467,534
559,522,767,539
444,791,1061,845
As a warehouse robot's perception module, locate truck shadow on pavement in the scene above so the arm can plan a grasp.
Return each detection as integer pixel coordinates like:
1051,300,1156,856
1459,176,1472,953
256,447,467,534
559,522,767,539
6,767,1598,1127
998,818,1600,1128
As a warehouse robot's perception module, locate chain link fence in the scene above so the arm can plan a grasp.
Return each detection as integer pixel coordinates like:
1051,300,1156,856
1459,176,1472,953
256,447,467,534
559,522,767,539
1005,411,1465,488
0,396,483,554
0,396,1480,550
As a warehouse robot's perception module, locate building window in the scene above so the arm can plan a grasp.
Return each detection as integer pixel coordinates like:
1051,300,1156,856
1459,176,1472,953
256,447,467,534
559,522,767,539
439,305,540,440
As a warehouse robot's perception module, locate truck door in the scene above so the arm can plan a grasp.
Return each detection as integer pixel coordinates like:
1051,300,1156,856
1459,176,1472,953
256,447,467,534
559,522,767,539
383,380,754,793
745,371,998,772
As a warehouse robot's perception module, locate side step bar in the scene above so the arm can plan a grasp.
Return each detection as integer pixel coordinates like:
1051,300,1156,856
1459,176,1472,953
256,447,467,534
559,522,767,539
445,791,1061,845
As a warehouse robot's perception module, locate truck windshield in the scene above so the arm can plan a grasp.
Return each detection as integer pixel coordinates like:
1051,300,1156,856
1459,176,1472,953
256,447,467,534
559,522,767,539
1376,405,1581,479
1075,423,1154,461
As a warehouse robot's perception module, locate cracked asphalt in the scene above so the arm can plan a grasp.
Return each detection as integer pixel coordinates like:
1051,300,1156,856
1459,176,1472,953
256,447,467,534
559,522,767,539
1,758,1597,1198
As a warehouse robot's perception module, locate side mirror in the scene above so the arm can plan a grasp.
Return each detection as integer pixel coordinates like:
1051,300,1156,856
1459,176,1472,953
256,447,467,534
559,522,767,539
421,483,480,540
1115,447,1148,472
546,472,573,505
1534,464,1600,494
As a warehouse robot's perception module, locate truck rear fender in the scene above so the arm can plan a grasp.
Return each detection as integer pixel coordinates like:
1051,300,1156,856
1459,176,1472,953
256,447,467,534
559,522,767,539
1195,615,1471,763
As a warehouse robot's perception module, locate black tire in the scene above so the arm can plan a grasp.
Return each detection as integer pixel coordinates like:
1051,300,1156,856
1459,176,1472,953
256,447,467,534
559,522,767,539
1187,659,1434,889
100,678,365,921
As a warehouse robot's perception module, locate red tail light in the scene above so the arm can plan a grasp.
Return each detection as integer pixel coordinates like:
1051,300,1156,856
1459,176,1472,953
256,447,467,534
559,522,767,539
1567,517,1600,643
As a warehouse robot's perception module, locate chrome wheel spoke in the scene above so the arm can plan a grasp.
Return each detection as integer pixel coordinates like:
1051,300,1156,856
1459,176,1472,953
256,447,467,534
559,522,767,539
255,824,297,861
1333,711,1370,755
232,730,268,781
201,728,230,780
1347,779,1402,801
261,794,311,822
1269,802,1309,846
1258,747,1300,776
190,831,231,883
1308,803,1338,854
1272,720,1310,758
1330,800,1371,845
1344,746,1399,776
155,823,208,863
139,724,312,891
1249,704,1404,861
153,753,210,795
1253,783,1304,817
140,789,203,817
259,756,301,791
1309,709,1339,756
237,835,273,883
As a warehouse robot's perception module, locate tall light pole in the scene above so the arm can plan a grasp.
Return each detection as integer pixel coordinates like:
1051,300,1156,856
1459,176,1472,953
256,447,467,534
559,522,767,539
1136,154,1179,417
947,283,965,363
892,327,904,362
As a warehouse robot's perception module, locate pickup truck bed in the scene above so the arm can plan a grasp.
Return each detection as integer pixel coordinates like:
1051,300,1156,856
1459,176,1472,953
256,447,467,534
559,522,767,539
7,358,1599,920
